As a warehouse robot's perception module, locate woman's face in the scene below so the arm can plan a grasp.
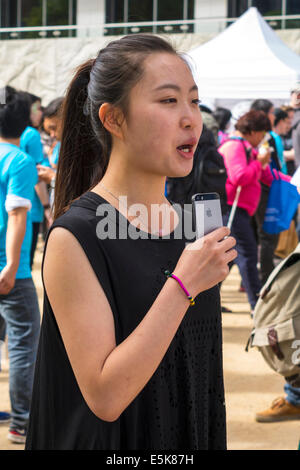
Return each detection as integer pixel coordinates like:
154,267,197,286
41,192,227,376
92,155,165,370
119,53,203,178
268,106,275,127
43,115,62,141
30,100,43,128
276,118,290,136
286,111,294,131
247,130,266,148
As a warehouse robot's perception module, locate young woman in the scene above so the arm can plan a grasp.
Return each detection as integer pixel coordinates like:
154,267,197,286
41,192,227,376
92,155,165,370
250,100,293,285
280,105,296,176
25,34,237,450
42,97,64,169
20,92,51,267
271,108,290,175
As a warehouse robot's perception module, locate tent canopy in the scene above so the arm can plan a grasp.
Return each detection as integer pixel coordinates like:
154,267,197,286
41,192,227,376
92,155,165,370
187,7,300,104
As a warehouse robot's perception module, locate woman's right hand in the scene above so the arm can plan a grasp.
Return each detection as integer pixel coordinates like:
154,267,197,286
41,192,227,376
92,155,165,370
37,165,56,184
173,227,237,298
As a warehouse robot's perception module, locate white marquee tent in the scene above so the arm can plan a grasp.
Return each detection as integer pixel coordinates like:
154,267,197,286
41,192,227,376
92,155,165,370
187,7,300,108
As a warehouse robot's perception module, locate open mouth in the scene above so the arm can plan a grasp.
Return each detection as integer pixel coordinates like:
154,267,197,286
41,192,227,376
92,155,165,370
177,144,193,153
176,144,194,159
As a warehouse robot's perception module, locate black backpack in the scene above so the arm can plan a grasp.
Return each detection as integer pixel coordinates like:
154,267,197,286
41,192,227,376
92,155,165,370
167,126,228,210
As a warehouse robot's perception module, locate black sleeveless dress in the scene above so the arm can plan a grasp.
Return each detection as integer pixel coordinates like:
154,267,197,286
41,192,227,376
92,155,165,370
25,192,226,450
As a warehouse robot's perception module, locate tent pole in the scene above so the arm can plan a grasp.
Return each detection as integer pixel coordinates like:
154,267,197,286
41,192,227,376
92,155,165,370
282,0,286,29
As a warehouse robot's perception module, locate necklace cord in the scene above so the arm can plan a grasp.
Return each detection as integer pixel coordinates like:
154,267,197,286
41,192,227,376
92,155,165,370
98,182,169,235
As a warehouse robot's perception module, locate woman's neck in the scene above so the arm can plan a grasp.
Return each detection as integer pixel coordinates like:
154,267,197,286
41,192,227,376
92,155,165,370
94,164,168,207
233,131,244,139
92,160,177,236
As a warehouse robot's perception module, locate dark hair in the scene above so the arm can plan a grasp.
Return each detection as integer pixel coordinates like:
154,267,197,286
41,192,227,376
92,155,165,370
274,108,288,126
199,104,212,114
25,92,41,105
43,97,64,119
54,34,179,219
22,91,42,127
250,99,274,115
0,86,30,139
213,107,232,131
235,110,272,134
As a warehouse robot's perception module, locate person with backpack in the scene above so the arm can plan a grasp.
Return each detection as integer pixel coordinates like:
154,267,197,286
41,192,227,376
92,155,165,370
250,243,300,423
167,124,232,314
166,123,228,213
250,99,286,286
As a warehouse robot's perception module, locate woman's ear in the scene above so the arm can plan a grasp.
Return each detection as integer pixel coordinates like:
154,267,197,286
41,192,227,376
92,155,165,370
99,103,124,140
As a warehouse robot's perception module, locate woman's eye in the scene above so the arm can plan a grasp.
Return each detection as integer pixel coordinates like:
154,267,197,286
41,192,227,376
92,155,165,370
161,98,177,104
192,99,201,105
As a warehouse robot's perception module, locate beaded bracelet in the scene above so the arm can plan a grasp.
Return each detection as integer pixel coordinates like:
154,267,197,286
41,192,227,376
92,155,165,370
164,270,195,306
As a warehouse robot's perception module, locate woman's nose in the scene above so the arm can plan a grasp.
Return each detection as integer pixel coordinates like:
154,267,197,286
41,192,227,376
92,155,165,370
180,107,202,131
181,116,192,128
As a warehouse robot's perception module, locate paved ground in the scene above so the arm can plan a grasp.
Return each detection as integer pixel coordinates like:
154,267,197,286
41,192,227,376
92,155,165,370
0,242,299,450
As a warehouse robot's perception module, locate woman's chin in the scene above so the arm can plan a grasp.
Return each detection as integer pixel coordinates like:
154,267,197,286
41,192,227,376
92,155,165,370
167,165,194,178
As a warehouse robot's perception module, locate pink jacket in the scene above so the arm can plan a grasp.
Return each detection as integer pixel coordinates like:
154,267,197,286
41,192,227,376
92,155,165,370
219,139,291,216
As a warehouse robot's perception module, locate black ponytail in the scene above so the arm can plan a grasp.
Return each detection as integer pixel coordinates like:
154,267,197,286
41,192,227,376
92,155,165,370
53,60,106,219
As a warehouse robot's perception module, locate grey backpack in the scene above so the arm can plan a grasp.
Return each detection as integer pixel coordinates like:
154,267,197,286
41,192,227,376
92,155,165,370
246,243,300,379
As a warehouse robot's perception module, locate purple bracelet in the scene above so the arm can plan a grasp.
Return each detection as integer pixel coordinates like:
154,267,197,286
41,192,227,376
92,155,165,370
164,270,195,306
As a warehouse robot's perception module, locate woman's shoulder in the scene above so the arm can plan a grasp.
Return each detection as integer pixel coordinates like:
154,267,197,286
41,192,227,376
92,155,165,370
219,137,244,156
49,192,104,243
21,126,41,143
44,193,111,276
57,191,106,219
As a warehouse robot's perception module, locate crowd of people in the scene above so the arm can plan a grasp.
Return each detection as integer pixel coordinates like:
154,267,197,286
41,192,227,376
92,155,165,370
0,33,299,449
0,86,63,443
168,88,300,425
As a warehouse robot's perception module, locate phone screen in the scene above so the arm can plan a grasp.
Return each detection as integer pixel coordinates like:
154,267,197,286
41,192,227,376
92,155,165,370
192,193,223,238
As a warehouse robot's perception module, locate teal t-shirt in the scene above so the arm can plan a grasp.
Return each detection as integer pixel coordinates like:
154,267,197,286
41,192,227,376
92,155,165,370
51,142,61,166
20,126,44,223
270,130,288,175
0,143,37,279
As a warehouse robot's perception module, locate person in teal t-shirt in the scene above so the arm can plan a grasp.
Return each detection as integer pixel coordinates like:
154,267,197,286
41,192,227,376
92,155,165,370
0,142,37,277
42,97,63,168
50,141,60,167
271,108,291,175
0,87,40,444
36,97,64,210
20,93,51,268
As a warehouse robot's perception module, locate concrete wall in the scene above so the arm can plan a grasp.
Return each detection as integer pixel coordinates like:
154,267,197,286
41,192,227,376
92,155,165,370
1,28,300,105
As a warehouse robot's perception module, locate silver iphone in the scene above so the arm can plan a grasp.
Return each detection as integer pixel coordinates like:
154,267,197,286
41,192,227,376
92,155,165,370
192,193,223,238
